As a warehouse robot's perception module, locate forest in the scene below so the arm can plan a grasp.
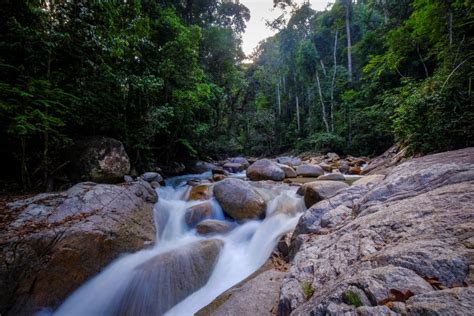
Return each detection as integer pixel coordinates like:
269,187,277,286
1,0,473,191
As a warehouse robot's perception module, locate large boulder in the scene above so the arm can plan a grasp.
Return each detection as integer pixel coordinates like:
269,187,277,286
197,262,284,316
213,178,266,220
296,164,324,177
247,159,285,181
278,148,474,315
71,136,130,183
0,180,157,315
297,180,349,208
112,239,224,315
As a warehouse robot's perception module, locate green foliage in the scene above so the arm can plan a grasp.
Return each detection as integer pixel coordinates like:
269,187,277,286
343,290,363,307
0,0,249,188
301,281,314,300
297,132,345,154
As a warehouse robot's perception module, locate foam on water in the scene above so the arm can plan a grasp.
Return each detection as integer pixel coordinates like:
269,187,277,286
53,172,305,316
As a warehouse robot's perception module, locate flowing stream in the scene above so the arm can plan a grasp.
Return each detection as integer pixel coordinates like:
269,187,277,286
53,172,305,315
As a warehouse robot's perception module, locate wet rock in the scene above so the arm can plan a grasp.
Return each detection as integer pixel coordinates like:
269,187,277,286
298,180,349,208
212,167,227,175
187,185,210,201
247,159,285,181
223,162,247,173
115,239,223,316
296,164,324,177
150,181,160,189
187,161,217,174
185,202,212,227
213,174,226,182
124,175,134,183
213,178,266,220
196,219,232,235
278,164,297,178
140,171,163,183
223,157,250,173
277,156,302,167
0,180,157,315
228,157,250,168
278,148,474,315
317,173,346,181
197,262,284,316
71,136,130,183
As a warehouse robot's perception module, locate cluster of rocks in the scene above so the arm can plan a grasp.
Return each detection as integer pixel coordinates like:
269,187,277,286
198,148,474,316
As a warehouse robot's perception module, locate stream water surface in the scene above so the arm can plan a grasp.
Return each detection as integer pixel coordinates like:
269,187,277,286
53,172,305,315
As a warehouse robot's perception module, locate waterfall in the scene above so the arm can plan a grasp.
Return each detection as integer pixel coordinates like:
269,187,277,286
53,173,305,316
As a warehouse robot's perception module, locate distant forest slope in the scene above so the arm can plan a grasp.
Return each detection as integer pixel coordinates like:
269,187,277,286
0,0,473,190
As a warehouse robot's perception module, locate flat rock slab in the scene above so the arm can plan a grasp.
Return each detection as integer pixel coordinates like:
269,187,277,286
279,148,474,315
197,261,284,316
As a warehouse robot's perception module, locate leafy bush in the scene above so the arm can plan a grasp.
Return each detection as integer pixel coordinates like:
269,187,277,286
308,132,346,154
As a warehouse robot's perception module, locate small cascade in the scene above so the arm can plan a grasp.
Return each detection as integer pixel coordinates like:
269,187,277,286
54,173,305,316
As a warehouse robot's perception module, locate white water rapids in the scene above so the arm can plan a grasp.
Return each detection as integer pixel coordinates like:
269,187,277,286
52,172,305,315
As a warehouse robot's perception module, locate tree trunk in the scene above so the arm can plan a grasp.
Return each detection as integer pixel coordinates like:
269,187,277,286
296,95,300,131
320,59,327,76
330,30,338,133
448,7,453,46
345,0,353,83
316,70,330,133
277,79,281,115
416,44,429,78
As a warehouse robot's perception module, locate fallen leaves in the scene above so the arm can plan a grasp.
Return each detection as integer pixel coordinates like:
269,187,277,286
380,289,414,306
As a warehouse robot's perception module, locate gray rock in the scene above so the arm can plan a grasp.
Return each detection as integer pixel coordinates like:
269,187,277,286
326,152,340,161
213,178,266,220
228,157,250,167
185,202,212,227
124,175,134,183
279,148,474,315
277,156,302,167
1,181,157,315
140,171,163,183
197,262,284,316
296,164,324,177
247,159,285,181
187,161,217,174
196,219,232,235
299,180,349,208
406,286,474,315
71,136,130,183
223,162,247,173
113,239,223,316
278,163,297,178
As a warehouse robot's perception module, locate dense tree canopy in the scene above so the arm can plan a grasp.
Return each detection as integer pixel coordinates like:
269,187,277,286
0,0,472,190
